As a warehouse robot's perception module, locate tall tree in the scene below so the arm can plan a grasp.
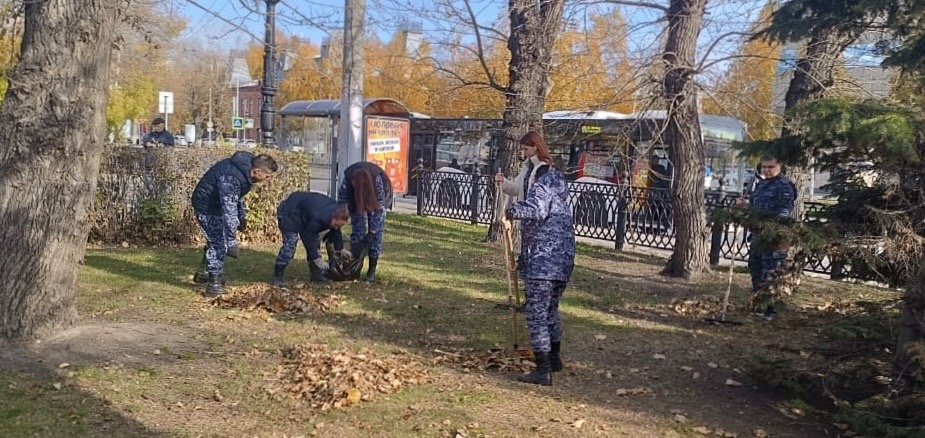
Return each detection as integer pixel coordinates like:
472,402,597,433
742,0,925,391
759,0,869,218
497,0,565,179
0,0,127,339
661,0,710,279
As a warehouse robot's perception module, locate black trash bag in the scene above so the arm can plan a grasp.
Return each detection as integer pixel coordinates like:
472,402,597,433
323,233,370,281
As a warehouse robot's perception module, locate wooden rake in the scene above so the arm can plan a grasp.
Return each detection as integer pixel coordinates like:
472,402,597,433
704,221,744,326
493,182,522,350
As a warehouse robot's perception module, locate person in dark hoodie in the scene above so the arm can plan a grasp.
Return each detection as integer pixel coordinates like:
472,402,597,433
191,151,278,297
505,146,576,386
272,192,351,286
338,162,392,283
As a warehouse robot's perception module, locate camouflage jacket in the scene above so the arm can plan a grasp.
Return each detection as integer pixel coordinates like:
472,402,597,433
506,168,576,282
749,174,797,219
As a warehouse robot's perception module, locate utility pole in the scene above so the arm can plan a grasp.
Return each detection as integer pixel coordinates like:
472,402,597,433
261,0,280,147
337,0,366,195
235,78,240,142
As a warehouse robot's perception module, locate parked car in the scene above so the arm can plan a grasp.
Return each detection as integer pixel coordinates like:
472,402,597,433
174,134,189,147
241,139,258,149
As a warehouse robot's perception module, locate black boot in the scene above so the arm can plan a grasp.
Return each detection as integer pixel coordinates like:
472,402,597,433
309,263,332,284
204,273,225,297
272,264,287,288
365,257,378,283
193,251,208,284
517,351,552,386
550,341,563,372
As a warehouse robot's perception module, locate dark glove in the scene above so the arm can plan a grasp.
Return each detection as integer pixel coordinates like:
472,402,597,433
227,243,239,258
237,217,247,232
504,207,515,221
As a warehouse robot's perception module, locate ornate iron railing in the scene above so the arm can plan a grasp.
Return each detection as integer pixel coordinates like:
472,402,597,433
416,169,853,280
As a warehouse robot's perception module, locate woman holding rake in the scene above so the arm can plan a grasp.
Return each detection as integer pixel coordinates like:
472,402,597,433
505,132,576,386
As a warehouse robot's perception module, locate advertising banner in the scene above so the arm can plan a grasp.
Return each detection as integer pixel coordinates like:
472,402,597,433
365,116,410,194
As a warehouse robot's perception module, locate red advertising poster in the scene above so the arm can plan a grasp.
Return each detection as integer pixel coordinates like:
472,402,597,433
365,116,410,194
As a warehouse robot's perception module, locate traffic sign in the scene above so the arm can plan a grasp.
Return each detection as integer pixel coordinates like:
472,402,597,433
245,118,255,129
158,91,174,114
231,117,244,130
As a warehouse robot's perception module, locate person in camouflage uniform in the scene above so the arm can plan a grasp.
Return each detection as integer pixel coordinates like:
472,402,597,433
191,152,278,297
506,158,576,386
746,156,797,320
272,192,351,286
338,162,392,283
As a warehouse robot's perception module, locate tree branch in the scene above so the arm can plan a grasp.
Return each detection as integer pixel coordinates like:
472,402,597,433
576,0,668,13
182,0,267,45
461,0,506,92
696,30,749,72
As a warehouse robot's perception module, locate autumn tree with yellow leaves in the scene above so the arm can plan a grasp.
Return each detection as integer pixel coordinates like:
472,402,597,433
547,10,636,113
702,1,781,140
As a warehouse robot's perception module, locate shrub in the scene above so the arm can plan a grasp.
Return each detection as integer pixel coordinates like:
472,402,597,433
89,145,310,245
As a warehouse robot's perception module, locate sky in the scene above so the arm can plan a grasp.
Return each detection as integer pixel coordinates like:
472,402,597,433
174,1,764,49
171,0,783,78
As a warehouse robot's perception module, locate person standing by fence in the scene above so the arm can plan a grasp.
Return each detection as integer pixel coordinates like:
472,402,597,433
494,132,555,203
338,162,392,283
742,156,796,321
505,163,576,386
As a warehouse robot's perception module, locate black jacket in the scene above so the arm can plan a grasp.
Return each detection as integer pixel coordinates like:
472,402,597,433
338,161,393,213
142,130,175,146
277,192,345,261
191,151,254,217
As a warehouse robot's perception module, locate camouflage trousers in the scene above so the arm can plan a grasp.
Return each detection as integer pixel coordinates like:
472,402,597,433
523,279,566,353
748,249,787,292
350,209,386,259
275,231,301,266
197,213,233,275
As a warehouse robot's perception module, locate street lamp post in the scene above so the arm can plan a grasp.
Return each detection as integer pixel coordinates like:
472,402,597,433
260,0,280,147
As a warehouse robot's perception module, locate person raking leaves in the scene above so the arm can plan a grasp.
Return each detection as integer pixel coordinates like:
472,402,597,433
504,132,576,386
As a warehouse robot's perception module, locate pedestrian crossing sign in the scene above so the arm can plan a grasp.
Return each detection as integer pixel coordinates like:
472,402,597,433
231,117,244,130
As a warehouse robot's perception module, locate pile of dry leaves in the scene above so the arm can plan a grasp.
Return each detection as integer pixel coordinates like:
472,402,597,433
268,345,429,411
433,347,535,373
210,284,342,313
670,295,727,317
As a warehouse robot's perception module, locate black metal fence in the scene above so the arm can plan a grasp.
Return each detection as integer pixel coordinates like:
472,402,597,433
416,169,853,280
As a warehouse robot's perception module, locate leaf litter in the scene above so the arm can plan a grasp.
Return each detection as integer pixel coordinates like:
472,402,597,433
266,344,429,411
210,284,342,314
433,348,536,373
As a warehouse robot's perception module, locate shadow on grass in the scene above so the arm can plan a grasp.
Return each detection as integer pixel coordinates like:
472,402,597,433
78,214,851,437
0,344,173,437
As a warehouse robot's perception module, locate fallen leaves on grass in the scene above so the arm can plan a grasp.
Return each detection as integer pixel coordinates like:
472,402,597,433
267,345,428,411
433,348,536,373
670,295,727,317
616,387,652,397
210,284,342,313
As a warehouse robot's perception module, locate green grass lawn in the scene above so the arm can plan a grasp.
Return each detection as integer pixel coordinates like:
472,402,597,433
0,214,900,437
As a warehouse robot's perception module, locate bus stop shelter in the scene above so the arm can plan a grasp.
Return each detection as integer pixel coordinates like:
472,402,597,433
278,98,411,197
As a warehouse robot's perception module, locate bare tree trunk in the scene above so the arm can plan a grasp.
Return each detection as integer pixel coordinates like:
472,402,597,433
660,0,710,279
487,0,564,242
781,28,854,218
0,0,123,340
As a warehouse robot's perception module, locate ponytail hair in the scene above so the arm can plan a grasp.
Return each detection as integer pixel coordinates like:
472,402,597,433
351,169,380,213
